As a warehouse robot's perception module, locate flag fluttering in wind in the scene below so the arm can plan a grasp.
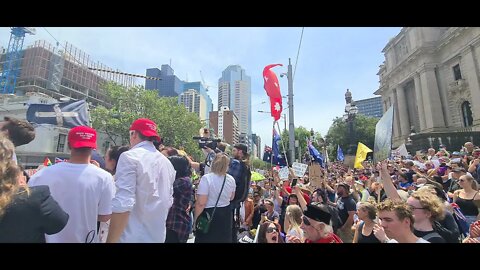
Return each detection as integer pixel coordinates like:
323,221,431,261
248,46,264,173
354,142,373,169
337,145,345,161
308,140,324,167
55,157,65,164
272,129,287,166
263,146,272,163
43,157,52,166
263,64,283,121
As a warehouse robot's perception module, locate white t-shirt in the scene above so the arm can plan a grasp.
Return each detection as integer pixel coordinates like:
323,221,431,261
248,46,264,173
197,173,236,208
29,162,115,243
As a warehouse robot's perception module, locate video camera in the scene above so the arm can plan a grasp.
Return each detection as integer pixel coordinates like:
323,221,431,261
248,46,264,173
193,128,222,150
193,136,222,150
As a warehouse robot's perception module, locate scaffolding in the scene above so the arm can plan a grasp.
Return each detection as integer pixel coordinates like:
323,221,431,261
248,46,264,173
1,40,137,107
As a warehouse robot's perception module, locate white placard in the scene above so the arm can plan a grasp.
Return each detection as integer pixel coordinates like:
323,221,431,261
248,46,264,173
292,162,308,177
278,167,290,180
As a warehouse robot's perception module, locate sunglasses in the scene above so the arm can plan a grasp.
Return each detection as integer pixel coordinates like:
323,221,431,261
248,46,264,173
266,227,278,233
302,216,311,226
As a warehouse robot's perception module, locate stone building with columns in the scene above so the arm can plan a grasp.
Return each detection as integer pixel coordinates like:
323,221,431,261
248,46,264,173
374,27,480,151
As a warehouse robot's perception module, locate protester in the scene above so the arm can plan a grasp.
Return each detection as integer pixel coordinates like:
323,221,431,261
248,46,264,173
284,204,304,243
29,126,115,243
453,174,479,226
194,153,236,243
0,136,68,243
335,182,356,243
295,204,342,243
353,202,380,243
165,155,194,243
373,199,430,243
257,221,283,243
108,118,175,243
104,145,130,176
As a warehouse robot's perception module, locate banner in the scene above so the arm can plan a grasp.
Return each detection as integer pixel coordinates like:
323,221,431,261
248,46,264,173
373,106,394,163
263,64,283,121
27,99,89,129
308,163,322,188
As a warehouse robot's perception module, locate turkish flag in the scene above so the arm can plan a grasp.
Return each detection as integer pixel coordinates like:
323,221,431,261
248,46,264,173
263,64,283,121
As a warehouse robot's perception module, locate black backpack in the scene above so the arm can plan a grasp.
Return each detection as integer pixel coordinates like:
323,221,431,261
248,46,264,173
231,161,251,205
433,220,460,243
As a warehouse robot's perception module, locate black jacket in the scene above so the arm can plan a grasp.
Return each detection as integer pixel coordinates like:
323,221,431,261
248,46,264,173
0,185,69,243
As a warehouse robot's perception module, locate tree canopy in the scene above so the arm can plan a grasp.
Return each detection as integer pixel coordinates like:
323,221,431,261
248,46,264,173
91,82,203,160
325,114,378,160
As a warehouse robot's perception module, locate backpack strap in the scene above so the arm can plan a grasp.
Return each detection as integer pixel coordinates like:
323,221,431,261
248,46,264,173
422,232,442,242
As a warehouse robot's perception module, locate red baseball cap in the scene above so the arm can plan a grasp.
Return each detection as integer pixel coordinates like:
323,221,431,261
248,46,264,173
129,118,161,142
68,126,97,149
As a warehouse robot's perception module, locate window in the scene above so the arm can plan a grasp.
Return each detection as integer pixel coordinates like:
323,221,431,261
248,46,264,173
57,134,67,152
461,101,473,127
453,64,462,81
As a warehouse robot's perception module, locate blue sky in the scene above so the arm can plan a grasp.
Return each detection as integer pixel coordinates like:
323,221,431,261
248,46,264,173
0,27,401,150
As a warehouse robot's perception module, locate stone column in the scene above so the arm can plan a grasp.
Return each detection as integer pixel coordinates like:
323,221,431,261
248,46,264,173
462,45,480,126
414,73,426,132
395,86,410,137
419,66,446,131
392,89,402,139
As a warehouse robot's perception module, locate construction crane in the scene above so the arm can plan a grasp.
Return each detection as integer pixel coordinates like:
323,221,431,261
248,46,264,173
87,67,162,81
200,70,216,92
0,27,36,94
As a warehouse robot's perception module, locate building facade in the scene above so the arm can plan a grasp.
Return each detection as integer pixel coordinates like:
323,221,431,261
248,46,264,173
179,89,208,121
375,27,480,150
145,65,184,97
355,96,383,118
183,81,213,122
209,106,239,145
0,40,135,108
251,133,262,158
218,65,251,138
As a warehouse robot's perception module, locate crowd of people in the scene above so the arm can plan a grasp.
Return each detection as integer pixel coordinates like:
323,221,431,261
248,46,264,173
0,115,479,243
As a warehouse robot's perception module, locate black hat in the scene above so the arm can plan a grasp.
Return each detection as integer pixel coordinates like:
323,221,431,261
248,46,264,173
234,143,248,153
303,204,331,224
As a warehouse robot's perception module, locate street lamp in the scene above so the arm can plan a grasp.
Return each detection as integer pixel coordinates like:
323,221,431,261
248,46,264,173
343,89,358,155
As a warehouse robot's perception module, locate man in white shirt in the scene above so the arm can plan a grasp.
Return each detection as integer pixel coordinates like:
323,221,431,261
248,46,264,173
29,126,115,243
107,118,176,243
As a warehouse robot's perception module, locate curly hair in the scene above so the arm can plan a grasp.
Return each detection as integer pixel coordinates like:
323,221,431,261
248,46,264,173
0,136,23,217
411,189,445,221
377,199,414,232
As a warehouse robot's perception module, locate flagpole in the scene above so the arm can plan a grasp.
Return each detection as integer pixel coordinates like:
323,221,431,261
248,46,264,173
276,121,290,168
270,121,274,170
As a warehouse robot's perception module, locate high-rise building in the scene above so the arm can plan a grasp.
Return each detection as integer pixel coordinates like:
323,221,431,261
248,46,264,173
145,64,184,97
251,133,262,158
180,89,208,121
355,97,383,118
218,65,251,138
209,106,239,145
183,81,213,122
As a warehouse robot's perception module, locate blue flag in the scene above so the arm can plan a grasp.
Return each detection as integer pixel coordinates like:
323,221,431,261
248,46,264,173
308,140,324,167
272,129,287,167
27,99,89,129
337,145,345,161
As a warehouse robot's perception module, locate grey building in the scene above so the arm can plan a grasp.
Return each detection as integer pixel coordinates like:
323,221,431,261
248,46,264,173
355,97,383,118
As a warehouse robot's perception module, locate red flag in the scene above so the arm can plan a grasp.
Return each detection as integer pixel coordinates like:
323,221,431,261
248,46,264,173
263,64,283,121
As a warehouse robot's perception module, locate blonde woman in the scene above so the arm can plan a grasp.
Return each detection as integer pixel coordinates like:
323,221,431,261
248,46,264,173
453,175,480,226
0,136,68,242
284,204,304,243
194,153,236,243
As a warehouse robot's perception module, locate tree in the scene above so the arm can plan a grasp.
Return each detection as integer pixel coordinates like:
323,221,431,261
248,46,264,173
279,126,322,164
325,114,378,160
251,157,271,170
91,82,203,160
